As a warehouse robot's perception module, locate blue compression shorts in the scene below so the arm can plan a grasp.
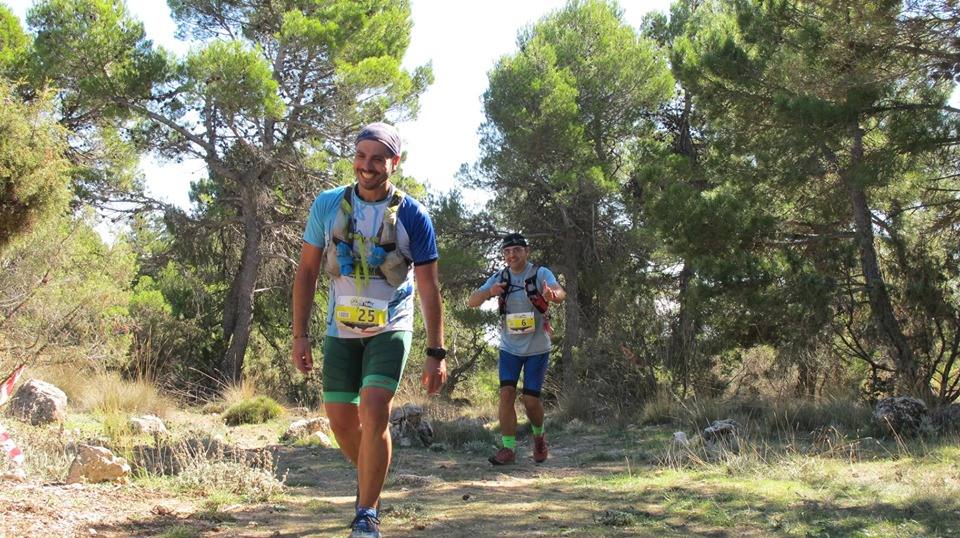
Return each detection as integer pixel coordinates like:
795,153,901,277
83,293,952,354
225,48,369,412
498,350,550,398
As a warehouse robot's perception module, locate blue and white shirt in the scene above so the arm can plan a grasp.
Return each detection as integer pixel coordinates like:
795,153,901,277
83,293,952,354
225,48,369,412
478,263,558,356
303,185,438,339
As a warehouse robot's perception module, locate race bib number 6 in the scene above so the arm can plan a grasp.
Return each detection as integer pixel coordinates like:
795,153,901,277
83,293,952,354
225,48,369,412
335,296,388,334
506,312,536,335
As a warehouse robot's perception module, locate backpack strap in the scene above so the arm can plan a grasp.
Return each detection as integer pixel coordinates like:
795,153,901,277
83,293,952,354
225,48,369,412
498,265,554,336
498,265,548,315
525,265,549,315
331,185,356,247
377,187,405,253
497,267,510,316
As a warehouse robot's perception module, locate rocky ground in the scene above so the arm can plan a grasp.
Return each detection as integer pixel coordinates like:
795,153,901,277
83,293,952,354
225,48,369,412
2,408,959,537
1,424,655,538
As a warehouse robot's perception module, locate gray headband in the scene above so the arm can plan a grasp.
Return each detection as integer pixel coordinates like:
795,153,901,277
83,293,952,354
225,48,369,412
355,122,402,157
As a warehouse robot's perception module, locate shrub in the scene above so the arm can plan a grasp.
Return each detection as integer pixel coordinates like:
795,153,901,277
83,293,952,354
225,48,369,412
102,410,135,449
640,388,682,425
431,415,496,448
222,396,284,426
174,460,284,502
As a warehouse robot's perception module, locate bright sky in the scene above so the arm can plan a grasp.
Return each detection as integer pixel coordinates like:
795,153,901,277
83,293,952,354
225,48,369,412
4,0,673,209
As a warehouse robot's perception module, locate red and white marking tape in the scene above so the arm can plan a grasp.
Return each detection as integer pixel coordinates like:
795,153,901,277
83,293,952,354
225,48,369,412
0,423,24,465
0,363,25,407
0,364,26,466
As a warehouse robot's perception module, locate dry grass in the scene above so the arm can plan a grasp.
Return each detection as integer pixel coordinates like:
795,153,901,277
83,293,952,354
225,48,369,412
84,373,176,417
393,396,497,449
201,377,260,414
640,393,873,439
0,420,73,481
220,377,259,408
640,388,682,425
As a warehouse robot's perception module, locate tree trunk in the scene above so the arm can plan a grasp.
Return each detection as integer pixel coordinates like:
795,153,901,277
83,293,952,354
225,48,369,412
220,182,262,383
845,124,922,396
670,264,695,398
668,91,699,397
561,231,581,395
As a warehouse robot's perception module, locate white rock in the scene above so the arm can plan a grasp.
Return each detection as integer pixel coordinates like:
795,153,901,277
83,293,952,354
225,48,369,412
672,431,690,447
2,468,27,482
281,417,331,442
129,415,167,435
66,445,131,484
311,431,335,448
703,419,739,441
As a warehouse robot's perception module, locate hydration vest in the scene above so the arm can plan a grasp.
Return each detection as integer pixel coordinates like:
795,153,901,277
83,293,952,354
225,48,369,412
323,185,411,287
497,265,553,336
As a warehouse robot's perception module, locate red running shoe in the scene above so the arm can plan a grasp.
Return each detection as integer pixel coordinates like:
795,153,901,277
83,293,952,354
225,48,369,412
488,447,516,465
533,434,548,463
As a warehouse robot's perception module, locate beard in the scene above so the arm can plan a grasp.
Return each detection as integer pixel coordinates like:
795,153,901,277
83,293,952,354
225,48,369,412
356,168,390,192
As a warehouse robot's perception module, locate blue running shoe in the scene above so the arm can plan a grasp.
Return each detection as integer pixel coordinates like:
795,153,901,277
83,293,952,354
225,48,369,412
349,508,381,538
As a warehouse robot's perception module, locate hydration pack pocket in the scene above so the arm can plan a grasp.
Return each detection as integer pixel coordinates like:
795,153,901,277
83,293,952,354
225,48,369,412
378,250,411,287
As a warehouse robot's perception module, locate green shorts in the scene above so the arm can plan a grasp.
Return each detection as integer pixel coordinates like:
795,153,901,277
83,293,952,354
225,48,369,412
322,330,412,405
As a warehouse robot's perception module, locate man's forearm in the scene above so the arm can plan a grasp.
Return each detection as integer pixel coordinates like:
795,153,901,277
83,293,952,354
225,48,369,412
421,289,444,348
467,288,493,308
292,265,318,337
414,262,444,348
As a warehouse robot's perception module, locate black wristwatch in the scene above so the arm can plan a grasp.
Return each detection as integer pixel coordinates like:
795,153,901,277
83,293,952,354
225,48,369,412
426,347,447,360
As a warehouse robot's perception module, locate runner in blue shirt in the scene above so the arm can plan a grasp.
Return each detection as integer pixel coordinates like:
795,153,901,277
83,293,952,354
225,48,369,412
468,233,565,465
291,122,446,538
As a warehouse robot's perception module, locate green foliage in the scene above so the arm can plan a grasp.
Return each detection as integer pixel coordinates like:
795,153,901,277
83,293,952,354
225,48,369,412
160,528,199,538
0,79,69,252
0,210,135,370
126,260,216,387
0,4,28,72
184,40,284,119
28,0,170,114
222,396,284,426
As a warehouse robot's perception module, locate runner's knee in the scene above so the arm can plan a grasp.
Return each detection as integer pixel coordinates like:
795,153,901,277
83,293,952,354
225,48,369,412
325,402,360,433
358,387,393,428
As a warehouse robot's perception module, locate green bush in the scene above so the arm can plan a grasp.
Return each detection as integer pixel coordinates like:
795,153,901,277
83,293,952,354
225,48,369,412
222,396,284,426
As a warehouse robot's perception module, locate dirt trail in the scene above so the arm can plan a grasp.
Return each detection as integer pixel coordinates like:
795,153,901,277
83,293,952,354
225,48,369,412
1,428,668,538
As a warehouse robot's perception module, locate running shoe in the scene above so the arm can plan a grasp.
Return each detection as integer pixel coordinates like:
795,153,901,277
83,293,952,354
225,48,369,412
488,447,516,465
349,509,381,538
533,434,549,463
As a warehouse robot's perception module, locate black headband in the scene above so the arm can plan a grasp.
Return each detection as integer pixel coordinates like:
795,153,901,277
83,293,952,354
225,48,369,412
502,233,527,248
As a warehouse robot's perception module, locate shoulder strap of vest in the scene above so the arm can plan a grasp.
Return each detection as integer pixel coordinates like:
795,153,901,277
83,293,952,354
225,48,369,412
332,186,355,245
524,265,540,290
388,187,405,207
497,267,510,316
525,265,549,315
339,185,406,246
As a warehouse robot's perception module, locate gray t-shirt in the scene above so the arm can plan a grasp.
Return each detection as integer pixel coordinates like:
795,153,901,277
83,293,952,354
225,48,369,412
478,263,559,356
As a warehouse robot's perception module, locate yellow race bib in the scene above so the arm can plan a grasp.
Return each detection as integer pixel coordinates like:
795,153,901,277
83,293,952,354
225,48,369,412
335,296,388,334
506,312,536,335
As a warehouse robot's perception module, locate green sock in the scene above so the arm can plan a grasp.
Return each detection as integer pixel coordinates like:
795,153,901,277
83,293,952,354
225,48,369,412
532,424,544,436
502,435,516,449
